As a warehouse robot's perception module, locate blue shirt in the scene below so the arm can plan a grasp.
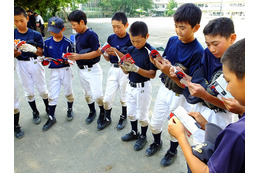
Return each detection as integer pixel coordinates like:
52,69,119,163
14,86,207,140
75,28,100,65
207,114,245,173
200,48,222,82
44,36,74,68
127,43,157,83
162,36,203,76
14,28,43,60
107,33,132,63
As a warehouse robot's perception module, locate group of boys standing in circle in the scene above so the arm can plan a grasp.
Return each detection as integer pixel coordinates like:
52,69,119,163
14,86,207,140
14,3,245,172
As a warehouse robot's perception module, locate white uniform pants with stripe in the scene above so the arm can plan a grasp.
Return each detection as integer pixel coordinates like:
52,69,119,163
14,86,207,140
126,81,152,127
16,59,48,102
48,67,74,105
77,63,103,106
14,80,20,114
103,65,128,110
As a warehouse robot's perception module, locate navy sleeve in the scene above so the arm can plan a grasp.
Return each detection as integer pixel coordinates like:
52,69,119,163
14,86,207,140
34,31,44,48
89,31,100,51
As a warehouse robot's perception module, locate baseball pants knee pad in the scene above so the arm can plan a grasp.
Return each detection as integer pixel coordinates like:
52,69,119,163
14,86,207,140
150,123,162,134
14,108,20,114
128,115,137,121
103,101,111,110
27,95,35,102
96,97,104,106
66,94,74,103
48,98,58,105
120,101,127,107
139,120,149,127
85,95,93,104
40,93,48,100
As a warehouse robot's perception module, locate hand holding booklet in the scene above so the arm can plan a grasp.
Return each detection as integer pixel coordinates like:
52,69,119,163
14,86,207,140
168,106,201,136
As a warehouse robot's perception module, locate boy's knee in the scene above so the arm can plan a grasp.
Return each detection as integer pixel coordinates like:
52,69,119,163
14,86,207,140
66,94,74,102
96,96,103,106
140,120,149,127
85,95,93,104
128,115,136,121
27,95,35,102
14,108,20,114
150,123,162,134
103,101,111,110
40,93,48,100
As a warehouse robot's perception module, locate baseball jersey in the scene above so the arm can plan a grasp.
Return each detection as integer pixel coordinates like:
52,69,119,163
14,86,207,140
14,28,43,60
162,36,204,76
75,28,100,66
107,33,132,63
207,114,245,173
127,43,157,83
200,48,222,82
44,36,74,68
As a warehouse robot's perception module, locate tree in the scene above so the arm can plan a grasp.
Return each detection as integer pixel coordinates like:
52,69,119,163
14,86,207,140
166,0,177,16
98,0,153,16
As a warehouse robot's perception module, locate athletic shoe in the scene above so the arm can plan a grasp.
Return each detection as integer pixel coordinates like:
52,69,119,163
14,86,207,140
42,116,56,131
14,125,24,139
117,115,127,130
67,108,74,121
86,111,96,124
121,131,139,141
145,141,163,156
97,118,111,130
134,135,147,151
160,149,177,167
33,110,41,124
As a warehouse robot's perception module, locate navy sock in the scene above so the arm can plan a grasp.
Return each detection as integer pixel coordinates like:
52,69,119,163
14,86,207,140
67,102,73,109
48,105,57,118
122,106,127,118
99,105,105,114
88,103,96,113
14,112,20,126
153,132,162,145
105,108,112,120
170,141,179,152
43,99,48,108
141,126,148,137
130,120,138,134
28,100,38,112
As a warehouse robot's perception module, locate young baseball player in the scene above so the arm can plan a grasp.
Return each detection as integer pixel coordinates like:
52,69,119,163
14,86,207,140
99,12,132,131
41,17,75,131
168,38,245,173
14,6,49,125
68,10,104,126
120,21,157,151
172,17,245,144
146,3,204,167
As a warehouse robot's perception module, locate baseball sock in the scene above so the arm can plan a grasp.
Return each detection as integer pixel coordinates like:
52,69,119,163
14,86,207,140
14,112,20,127
67,102,73,110
105,108,112,120
48,105,57,118
99,105,105,114
169,141,179,152
122,106,127,118
28,100,38,112
141,126,148,137
88,103,96,113
153,132,162,145
131,120,138,135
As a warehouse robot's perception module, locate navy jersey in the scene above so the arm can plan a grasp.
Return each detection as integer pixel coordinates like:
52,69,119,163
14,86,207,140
208,114,245,173
162,36,203,76
75,28,100,65
200,48,222,82
107,33,132,63
44,36,74,68
127,43,157,83
14,28,43,60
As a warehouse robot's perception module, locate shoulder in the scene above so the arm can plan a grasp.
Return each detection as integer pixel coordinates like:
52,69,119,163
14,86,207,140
63,36,73,45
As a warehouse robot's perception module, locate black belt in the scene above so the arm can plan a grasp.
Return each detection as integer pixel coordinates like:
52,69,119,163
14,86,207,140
17,57,37,61
129,81,145,88
78,64,93,69
111,63,119,68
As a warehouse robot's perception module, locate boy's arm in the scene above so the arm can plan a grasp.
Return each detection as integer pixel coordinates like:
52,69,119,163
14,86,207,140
137,69,156,79
168,117,209,173
68,50,101,61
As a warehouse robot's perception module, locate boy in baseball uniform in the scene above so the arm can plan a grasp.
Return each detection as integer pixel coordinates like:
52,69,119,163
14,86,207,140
146,3,204,167
42,17,75,131
120,21,157,151
68,10,104,126
99,12,132,131
14,6,48,125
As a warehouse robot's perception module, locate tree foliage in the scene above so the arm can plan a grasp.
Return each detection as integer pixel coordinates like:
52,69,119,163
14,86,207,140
98,0,153,16
166,0,177,16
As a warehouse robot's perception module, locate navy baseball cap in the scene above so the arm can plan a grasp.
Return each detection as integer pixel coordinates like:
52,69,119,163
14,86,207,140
47,17,64,33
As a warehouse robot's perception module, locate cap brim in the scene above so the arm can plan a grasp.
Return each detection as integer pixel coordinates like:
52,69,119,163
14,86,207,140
47,26,62,34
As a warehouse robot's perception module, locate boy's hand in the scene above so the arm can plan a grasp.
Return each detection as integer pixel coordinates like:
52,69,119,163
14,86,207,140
168,116,186,140
14,48,22,57
20,43,37,53
222,97,245,115
154,58,172,76
186,80,207,98
188,112,207,130
105,47,117,56
119,62,129,74
67,53,80,61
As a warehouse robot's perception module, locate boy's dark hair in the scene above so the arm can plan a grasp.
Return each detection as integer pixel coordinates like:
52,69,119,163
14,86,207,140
174,3,202,28
68,10,87,25
129,21,148,38
221,38,245,79
112,12,128,25
14,6,27,17
203,17,235,39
